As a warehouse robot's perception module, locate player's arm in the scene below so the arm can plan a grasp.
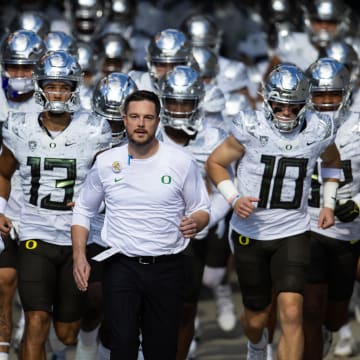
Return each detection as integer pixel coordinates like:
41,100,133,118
0,143,18,233
206,134,258,218
318,143,341,228
72,162,104,291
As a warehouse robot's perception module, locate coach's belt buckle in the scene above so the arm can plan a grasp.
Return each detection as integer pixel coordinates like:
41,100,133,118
138,256,156,264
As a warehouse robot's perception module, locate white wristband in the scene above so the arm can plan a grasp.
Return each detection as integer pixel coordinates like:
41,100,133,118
321,167,341,179
323,181,339,210
217,179,240,207
0,197,7,215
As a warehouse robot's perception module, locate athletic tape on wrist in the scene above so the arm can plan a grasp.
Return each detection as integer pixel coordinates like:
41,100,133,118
323,181,339,210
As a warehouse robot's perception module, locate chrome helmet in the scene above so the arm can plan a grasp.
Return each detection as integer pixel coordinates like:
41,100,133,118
324,41,360,90
191,46,219,82
146,29,192,89
44,31,78,55
33,51,83,113
109,0,136,25
263,63,310,132
306,57,350,112
159,65,205,135
1,30,46,97
8,11,50,39
92,72,137,145
303,0,351,48
180,14,222,53
71,0,110,42
96,32,134,74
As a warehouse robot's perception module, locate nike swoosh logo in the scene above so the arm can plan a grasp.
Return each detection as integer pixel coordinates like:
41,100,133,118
114,177,123,183
339,144,346,148
307,141,316,146
65,142,76,147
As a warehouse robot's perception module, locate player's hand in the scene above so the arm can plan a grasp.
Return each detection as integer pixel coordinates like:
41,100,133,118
334,200,360,222
179,216,198,239
233,196,259,219
73,254,90,292
318,207,335,229
0,214,12,235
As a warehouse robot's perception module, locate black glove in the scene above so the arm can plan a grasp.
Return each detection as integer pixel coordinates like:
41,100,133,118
334,200,360,222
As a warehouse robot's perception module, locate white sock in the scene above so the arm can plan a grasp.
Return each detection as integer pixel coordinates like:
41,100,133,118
97,342,110,360
0,353,9,360
339,323,352,339
250,329,267,349
79,327,99,346
47,323,67,353
75,328,99,360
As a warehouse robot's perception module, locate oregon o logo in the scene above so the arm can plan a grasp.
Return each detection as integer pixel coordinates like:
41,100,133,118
238,235,250,246
25,240,38,250
161,175,172,184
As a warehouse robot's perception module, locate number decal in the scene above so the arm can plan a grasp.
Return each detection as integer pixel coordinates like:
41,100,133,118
27,157,77,211
258,155,308,209
308,164,320,208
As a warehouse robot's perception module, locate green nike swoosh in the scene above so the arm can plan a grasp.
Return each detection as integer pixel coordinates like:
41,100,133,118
114,177,123,183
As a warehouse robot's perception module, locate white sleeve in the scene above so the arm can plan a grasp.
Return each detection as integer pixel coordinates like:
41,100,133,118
208,191,231,228
183,159,211,216
72,161,105,230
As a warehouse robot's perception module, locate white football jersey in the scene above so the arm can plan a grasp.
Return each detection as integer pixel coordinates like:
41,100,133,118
2,110,112,245
309,111,360,240
230,110,335,240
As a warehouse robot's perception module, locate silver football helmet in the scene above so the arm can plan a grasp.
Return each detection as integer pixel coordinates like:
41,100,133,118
306,57,350,112
96,32,134,74
92,72,137,145
159,65,205,135
180,14,222,53
303,0,351,48
44,31,78,55
71,0,110,42
1,30,46,97
8,11,50,39
263,63,310,132
324,41,360,90
33,51,83,113
146,29,193,89
191,47,219,83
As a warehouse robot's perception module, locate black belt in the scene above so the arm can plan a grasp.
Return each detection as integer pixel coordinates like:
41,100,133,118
115,253,182,265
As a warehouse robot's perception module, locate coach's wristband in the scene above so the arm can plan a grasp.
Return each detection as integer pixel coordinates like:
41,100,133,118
323,181,339,210
217,179,240,208
0,197,7,215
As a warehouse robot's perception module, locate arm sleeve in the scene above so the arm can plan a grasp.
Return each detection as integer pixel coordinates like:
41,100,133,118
183,159,211,216
72,160,105,230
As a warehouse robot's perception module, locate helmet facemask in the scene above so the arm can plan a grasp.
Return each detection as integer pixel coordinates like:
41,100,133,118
161,97,202,136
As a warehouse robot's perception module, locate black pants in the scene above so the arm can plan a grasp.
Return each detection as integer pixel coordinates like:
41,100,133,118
103,253,186,360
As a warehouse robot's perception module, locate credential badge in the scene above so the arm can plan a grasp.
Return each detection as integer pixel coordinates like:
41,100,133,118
112,161,121,173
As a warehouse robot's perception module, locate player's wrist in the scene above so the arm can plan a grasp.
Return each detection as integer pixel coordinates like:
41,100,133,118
0,197,7,215
217,180,240,208
323,181,339,210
